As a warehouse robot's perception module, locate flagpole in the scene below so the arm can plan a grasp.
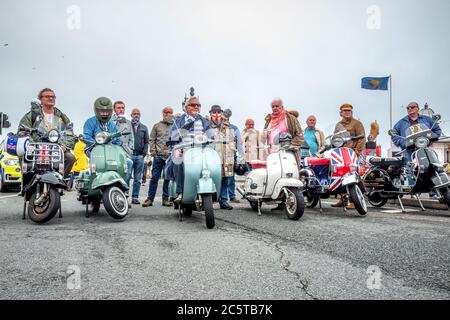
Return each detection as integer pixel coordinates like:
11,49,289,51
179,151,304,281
389,74,392,129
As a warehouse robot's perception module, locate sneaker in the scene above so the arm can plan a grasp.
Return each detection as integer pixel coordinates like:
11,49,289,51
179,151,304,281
142,199,153,207
162,200,173,207
331,200,344,207
346,202,356,210
220,202,233,210
229,198,241,204
132,198,141,205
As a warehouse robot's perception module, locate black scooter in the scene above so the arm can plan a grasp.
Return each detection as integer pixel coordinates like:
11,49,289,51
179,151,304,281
363,116,450,212
18,127,69,223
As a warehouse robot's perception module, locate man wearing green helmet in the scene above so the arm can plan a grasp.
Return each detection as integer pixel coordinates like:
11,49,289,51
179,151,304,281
83,97,121,148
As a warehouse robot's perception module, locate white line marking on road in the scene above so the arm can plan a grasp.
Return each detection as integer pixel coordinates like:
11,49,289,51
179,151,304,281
381,209,419,213
0,194,19,200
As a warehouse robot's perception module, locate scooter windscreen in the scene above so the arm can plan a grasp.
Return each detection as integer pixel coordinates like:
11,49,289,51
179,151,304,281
404,123,438,149
329,124,351,148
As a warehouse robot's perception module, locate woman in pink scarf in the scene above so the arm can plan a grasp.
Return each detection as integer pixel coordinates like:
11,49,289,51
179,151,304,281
264,98,304,156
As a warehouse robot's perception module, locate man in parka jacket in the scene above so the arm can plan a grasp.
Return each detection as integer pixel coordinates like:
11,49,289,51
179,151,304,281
17,88,76,178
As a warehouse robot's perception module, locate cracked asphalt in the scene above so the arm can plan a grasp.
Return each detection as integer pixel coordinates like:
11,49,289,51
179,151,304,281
0,183,449,300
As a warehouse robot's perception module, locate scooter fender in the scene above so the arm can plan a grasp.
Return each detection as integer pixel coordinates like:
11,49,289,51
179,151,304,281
26,172,66,191
271,178,303,200
197,176,217,194
342,172,359,187
91,171,129,191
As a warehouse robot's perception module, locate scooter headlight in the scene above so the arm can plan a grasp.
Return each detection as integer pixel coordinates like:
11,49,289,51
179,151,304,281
415,137,430,148
48,129,60,143
95,132,108,144
331,136,345,148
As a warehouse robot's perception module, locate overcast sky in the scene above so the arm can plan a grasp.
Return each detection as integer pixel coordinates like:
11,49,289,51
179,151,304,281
1,0,449,154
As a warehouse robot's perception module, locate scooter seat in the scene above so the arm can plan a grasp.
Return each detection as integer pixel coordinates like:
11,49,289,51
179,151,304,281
304,157,330,166
249,160,267,169
369,157,405,166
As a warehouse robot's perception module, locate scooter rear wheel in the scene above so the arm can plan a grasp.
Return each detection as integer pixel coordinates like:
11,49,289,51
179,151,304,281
102,186,128,219
202,194,215,229
249,201,259,211
91,199,101,213
441,187,450,209
368,197,388,208
305,195,319,208
28,187,60,223
182,205,192,216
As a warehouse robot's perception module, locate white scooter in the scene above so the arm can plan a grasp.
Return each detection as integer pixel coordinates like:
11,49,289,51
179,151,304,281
236,133,305,220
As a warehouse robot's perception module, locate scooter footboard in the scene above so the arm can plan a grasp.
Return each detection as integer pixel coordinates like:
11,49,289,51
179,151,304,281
431,172,450,189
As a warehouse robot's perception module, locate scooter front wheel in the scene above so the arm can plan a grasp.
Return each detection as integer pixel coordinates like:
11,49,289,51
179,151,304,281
102,186,128,219
202,194,215,229
348,184,368,215
284,187,305,220
28,187,60,223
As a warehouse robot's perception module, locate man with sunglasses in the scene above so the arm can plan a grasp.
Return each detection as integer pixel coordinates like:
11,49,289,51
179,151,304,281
166,97,211,203
392,101,442,162
142,107,175,207
18,88,76,178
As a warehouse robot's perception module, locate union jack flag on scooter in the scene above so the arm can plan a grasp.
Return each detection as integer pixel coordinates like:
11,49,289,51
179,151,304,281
299,124,368,215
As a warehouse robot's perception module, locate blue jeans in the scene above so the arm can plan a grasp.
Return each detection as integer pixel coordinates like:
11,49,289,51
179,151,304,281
228,175,236,200
173,163,184,194
131,155,144,199
147,156,170,201
126,158,133,185
220,176,233,204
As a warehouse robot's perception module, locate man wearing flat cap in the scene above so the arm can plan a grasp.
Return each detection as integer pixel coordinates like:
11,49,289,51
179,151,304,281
332,104,366,209
335,104,366,156
209,105,237,210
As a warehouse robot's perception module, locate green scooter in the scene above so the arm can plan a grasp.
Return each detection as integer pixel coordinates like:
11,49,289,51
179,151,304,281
76,131,130,219
169,132,222,229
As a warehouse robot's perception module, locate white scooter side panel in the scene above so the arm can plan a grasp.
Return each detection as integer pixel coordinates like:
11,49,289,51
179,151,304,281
265,153,282,196
245,168,266,195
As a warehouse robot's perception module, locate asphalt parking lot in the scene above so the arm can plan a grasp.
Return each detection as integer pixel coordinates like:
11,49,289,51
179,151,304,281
0,183,449,300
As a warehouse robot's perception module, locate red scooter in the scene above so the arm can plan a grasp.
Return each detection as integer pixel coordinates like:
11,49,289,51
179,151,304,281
299,126,368,215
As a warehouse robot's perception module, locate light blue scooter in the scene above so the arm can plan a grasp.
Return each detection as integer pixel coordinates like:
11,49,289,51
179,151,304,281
169,131,222,229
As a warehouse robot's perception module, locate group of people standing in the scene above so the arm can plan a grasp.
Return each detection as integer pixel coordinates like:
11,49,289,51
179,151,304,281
16,87,442,211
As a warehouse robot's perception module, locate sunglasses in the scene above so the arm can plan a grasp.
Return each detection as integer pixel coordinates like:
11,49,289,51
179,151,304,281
188,104,201,108
407,106,418,110
41,95,56,99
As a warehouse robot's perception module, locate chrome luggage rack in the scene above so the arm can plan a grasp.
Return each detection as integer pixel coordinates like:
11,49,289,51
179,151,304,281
25,143,63,164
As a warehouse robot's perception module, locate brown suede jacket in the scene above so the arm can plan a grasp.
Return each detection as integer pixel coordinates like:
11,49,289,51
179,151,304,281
264,110,304,147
